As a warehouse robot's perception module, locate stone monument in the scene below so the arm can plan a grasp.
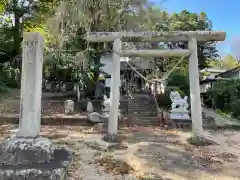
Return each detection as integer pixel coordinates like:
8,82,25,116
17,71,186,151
0,32,72,179
86,101,93,113
64,100,74,115
169,90,190,120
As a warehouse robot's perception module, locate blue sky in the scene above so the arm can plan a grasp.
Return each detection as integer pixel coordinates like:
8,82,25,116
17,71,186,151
151,0,240,56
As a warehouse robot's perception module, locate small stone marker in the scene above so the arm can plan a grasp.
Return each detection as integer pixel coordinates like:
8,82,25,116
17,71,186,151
0,32,72,179
64,100,74,115
87,101,93,113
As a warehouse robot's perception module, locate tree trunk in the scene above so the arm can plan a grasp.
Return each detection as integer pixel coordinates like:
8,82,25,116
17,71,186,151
13,13,21,56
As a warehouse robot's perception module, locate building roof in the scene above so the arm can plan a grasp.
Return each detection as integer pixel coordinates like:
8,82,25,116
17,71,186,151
200,77,232,85
215,66,240,77
199,68,226,73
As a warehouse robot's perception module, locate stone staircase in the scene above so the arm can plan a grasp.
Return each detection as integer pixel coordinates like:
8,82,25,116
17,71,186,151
124,93,159,126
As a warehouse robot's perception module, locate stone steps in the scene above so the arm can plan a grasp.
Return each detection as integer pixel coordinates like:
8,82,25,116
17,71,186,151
125,93,158,126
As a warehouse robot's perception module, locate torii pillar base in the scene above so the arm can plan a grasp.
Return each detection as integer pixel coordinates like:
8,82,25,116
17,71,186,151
0,136,73,180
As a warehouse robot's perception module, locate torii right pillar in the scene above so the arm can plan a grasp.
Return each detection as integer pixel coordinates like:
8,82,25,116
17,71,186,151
188,37,203,138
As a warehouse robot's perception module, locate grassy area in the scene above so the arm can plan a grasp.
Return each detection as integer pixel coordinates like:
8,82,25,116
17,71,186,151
213,109,240,129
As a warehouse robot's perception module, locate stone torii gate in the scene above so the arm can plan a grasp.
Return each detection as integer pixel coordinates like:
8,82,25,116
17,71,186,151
86,31,226,141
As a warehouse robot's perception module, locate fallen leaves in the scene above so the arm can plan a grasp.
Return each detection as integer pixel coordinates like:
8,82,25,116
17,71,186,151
95,155,134,175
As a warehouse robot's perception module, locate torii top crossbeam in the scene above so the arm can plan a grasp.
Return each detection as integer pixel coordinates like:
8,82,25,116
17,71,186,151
86,31,226,42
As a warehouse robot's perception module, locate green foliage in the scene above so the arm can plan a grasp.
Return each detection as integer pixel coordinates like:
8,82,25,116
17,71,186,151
0,62,20,88
207,54,239,70
230,99,240,117
155,10,218,69
204,80,240,118
175,88,186,98
0,0,221,100
167,68,189,95
156,87,186,109
0,81,8,93
156,88,172,109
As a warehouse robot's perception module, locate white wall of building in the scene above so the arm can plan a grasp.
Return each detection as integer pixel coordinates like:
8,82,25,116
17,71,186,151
100,54,153,73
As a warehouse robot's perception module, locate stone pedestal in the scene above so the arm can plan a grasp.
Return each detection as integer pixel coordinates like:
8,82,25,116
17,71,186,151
170,109,190,120
170,109,191,128
0,136,53,166
0,136,72,180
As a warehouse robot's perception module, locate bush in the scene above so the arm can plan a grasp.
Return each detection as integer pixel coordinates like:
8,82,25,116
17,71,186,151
156,88,186,109
0,81,8,93
0,63,20,88
175,88,186,98
204,79,240,118
156,90,172,109
167,68,189,95
230,99,240,117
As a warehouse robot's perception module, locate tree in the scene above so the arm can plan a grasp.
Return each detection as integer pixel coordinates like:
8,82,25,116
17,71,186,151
222,54,239,69
208,54,239,70
160,11,219,69
0,0,9,13
46,0,152,97
0,0,57,60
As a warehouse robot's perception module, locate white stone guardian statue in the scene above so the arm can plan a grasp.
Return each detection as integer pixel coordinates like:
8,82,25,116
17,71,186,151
169,90,190,120
102,95,111,113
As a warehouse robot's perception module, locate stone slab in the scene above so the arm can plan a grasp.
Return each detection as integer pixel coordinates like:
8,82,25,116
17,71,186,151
0,148,72,180
0,136,53,166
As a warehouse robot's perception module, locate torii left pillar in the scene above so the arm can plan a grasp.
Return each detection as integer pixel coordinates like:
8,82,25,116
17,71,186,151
104,39,121,142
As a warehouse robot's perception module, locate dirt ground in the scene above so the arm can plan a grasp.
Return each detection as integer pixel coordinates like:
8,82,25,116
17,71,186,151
1,89,240,179
0,125,239,180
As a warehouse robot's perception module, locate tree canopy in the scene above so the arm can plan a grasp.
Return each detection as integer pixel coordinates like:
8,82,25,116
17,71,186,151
208,54,239,70
0,0,226,96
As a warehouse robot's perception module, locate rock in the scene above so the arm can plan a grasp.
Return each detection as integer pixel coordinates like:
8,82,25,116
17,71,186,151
203,116,215,128
0,136,53,166
88,112,105,123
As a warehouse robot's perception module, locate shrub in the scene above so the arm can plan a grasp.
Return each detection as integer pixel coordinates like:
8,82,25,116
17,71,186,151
0,63,20,88
156,87,187,109
156,88,172,109
230,99,240,117
167,68,189,95
175,88,186,98
0,81,8,93
203,79,240,118
204,80,240,109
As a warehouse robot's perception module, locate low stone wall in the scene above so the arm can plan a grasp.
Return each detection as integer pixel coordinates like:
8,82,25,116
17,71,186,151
42,81,75,92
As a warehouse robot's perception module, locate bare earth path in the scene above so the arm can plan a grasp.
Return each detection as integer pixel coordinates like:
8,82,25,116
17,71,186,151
0,125,239,180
